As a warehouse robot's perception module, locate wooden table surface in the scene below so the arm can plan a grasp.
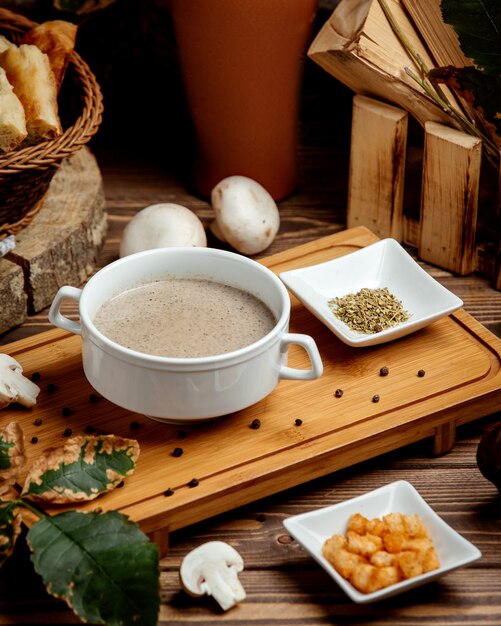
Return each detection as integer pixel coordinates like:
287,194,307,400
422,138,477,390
1,84,501,626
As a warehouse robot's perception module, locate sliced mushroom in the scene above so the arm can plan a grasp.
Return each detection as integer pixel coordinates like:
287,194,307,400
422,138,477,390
119,203,207,257
180,541,246,611
211,176,280,255
0,354,40,408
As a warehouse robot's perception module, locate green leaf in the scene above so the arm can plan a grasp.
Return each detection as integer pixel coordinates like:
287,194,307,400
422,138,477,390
22,435,140,504
27,510,160,626
0,422,25,494
429,66,501,141
0,500,22,567
441,0,501,75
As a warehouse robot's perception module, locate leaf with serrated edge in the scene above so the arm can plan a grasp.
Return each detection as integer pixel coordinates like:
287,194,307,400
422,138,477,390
0,422,26,495
0,501,22,567
27,509,160,626
441,0,501,75
22,435,139,503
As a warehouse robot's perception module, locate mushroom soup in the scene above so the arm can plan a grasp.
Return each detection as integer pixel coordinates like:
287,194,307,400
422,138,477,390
93,278,277,358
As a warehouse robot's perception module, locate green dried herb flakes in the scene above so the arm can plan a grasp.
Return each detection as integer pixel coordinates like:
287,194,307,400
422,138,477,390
328,287,410,334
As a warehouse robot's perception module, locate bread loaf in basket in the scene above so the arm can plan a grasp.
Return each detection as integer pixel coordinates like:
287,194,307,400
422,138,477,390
0,8,103,235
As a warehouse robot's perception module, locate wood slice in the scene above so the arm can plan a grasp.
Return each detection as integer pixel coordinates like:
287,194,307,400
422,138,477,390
0,146,106,333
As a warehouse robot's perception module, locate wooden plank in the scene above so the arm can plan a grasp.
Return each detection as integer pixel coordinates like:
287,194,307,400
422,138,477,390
419,121,482,275
347,95,407,240
1,226,501,548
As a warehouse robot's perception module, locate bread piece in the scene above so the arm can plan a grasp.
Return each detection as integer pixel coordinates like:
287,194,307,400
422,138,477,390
0,43,62,145
0,66,27,152
20,20,77,90
0,35,13,53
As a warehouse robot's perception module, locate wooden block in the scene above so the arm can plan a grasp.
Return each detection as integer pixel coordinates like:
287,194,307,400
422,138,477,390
8,147,106,313
492,156,501,290
419,122,482,275
0,259,26,334
347,95,408,240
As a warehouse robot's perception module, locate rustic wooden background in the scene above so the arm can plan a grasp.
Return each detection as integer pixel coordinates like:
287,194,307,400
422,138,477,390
0,2,500,624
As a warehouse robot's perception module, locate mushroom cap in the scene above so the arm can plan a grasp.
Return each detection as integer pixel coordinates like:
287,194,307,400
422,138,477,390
119,203,207,257
211,176,280,255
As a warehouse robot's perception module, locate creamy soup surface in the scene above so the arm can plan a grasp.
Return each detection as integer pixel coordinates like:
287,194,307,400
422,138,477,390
93,278,276,358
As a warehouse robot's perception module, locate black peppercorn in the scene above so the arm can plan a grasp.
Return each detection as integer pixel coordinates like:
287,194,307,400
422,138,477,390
116,481,125,489
89,393,101,404
418,369,426,377
61,407,73,417
164,488,174,497
250,418,261,429
31,372,41,382
84,425,95,434
177,429,187,439
31,436,38,444
63,428,73,437
33,418,42,427
188,478,199,488
129,420,141,430
372,394,380,403
294,418,303,426
334,389,343,398
46,383,58,393
379,366,389,376
172,447,184,457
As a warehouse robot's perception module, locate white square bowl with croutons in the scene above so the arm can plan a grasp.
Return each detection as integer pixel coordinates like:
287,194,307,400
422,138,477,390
283,480,481,603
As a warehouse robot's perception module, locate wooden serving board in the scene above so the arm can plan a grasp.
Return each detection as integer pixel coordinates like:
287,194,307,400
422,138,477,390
2,226,501,553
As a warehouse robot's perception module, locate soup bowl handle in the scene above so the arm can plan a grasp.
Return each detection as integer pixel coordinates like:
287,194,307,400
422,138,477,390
48,286,83,336
278,333,323,380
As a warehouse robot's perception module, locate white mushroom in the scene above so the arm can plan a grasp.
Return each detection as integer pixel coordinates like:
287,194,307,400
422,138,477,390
210,176,280,255
180,541,246,611
0,354,40,408
119,203,207,258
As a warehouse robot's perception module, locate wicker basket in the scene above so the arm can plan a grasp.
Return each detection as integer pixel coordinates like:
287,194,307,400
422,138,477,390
0,8,103,235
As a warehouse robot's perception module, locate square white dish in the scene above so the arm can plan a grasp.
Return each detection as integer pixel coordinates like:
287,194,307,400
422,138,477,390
279,238,463,347
283,480,481,604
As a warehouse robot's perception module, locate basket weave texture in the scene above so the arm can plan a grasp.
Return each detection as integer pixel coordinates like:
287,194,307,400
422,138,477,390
0,8,103,234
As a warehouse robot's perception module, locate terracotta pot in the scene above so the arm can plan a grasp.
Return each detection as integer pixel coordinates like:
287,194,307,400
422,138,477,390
171,0,318,200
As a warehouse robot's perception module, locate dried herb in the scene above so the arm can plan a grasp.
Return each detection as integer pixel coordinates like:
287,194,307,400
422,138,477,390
328,287,410,334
